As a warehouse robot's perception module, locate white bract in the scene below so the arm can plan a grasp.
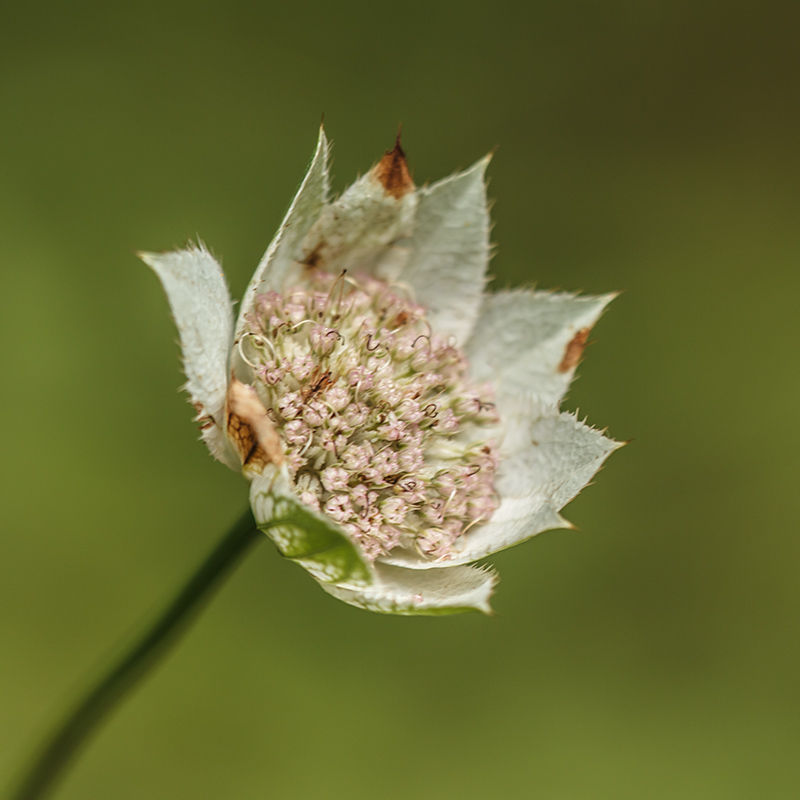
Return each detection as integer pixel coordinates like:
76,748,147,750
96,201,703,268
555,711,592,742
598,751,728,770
141,130,620,615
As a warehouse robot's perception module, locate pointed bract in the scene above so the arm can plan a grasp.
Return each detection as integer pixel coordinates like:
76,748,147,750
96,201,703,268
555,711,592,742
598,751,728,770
373,137,415,199
140,245,238,468
236,128,331,337
466,289,616,411
401,157,491,344
444,411,622,563
322,562,497,615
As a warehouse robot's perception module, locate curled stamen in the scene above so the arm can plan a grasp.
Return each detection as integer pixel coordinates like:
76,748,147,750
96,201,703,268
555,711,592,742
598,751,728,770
253,332,276,358
365,334,380,352
423,403,438,418
412,335,431,352
236,334,272,369
235,337,258,369
290,319,317,332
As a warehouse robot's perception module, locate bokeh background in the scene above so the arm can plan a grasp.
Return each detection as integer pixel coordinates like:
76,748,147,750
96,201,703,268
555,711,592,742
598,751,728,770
2,1,799,798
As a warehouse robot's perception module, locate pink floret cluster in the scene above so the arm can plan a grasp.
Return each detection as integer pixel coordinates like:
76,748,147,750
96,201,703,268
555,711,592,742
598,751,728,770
241,271,500,562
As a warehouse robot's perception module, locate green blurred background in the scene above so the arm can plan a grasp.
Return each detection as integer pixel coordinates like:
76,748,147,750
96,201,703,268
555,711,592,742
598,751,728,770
2,1,798,797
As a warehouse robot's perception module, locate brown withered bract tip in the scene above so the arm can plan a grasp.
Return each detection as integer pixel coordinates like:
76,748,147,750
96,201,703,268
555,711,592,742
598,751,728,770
373,130,414,199
226,378,285,470
558,328,591,373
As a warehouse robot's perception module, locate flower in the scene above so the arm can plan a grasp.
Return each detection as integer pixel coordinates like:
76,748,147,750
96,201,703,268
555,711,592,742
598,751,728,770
141,129,620,615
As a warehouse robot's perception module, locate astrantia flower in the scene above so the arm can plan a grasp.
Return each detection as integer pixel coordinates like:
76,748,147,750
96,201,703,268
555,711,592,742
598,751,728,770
141,130,620,615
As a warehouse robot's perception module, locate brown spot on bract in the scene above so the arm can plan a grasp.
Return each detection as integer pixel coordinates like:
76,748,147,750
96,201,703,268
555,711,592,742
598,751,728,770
226,379,285,470
227,411,258,464
558,328,591,373
373,133,414,199
302,243,324,269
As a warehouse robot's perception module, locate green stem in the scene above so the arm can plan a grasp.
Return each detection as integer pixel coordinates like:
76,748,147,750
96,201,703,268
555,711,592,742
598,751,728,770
7,508,261,800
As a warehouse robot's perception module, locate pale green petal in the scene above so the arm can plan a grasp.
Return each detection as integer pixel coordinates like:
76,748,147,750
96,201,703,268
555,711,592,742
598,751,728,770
250,468,372,586
235,128,331,337
323,561,497,615
401,157,491,344
466,289,616,411
139,245,238,468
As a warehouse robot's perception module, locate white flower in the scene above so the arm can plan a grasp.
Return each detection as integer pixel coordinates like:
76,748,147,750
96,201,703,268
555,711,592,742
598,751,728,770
141,130,620,615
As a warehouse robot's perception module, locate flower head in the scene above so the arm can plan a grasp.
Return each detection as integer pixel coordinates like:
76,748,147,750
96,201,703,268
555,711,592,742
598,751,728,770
141,130,620,615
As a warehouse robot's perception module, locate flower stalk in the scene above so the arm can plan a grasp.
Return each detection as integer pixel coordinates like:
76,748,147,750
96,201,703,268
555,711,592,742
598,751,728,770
7,509,260,800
